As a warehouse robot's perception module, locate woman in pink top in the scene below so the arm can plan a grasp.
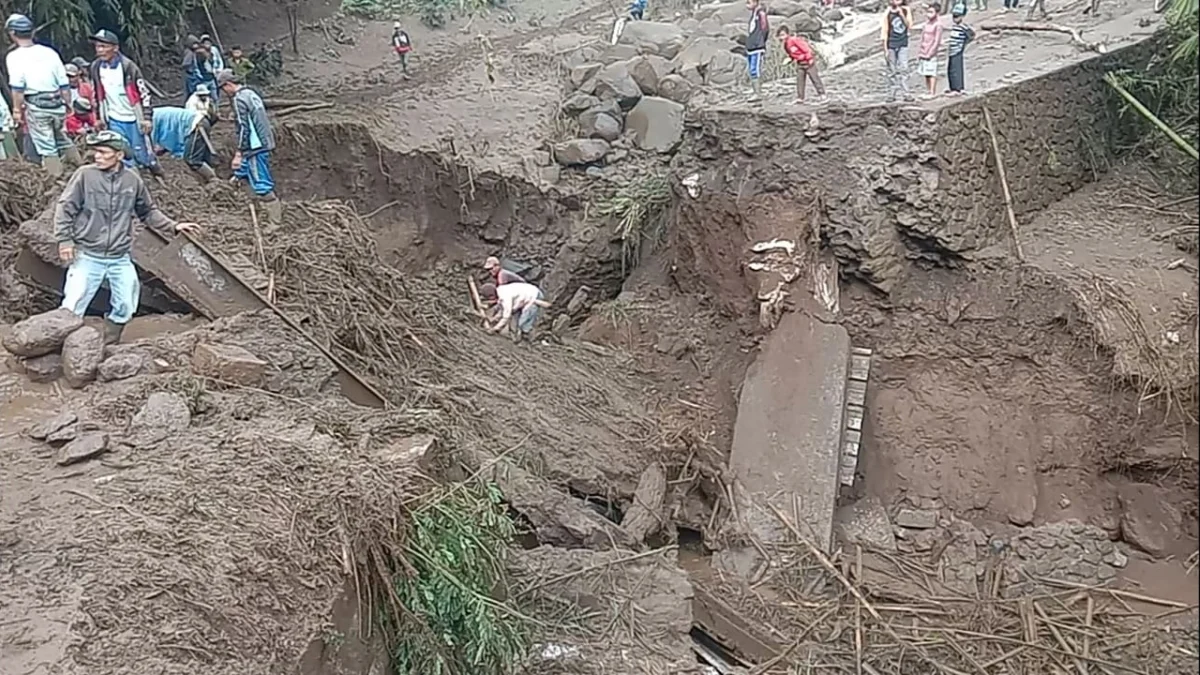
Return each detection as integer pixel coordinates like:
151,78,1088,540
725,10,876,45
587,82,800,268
916,3,944,97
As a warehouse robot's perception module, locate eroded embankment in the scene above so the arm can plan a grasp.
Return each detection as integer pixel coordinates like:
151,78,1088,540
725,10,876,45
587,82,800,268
664,36,1198,550
267,120,627,309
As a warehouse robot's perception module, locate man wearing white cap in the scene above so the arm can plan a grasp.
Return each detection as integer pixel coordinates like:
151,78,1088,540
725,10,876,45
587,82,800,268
185,83,216,118
390,21,413,77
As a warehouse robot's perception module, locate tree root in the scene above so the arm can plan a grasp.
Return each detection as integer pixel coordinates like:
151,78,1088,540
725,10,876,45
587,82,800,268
979,21,1108,53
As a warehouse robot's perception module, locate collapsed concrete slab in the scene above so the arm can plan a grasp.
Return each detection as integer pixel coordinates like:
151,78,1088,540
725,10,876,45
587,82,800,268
718,311,850,577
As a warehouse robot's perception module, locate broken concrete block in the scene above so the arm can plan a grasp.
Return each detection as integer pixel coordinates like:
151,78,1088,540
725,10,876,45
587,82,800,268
625,96,685,153
57,433,109,466
28,411,78,441
19,352,64,383
61,326,105,388
2,308,84,358
553,139,610,166
894,508,939,530
98,352,145,381
191,343,268,387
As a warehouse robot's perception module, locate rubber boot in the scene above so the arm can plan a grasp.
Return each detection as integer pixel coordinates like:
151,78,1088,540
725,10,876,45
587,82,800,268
261,193,283,224
750,79,763,102
102,320,124,346
62,146,83,166
148,162,166,179
42,155,64,178
194,163,218,183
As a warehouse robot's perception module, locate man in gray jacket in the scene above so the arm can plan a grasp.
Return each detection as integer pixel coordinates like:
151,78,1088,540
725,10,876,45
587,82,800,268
216,69,281,223
54,131,199,345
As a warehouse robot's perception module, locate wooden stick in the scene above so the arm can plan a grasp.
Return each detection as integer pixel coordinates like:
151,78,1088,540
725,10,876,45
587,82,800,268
249,202,267,273
982,107,1025,262
197,124,216,156
467,276,486,320
979,22,1107,53
200,0,224,51
1034,601,1089,675
271,103,336,117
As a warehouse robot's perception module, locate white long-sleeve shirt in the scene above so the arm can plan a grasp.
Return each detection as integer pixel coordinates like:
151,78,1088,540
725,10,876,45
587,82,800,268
496,282,542,321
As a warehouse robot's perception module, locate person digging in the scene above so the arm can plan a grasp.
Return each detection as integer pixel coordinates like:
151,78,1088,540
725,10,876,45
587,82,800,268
54,131,199,345
217,69,283,223
479,281,548,343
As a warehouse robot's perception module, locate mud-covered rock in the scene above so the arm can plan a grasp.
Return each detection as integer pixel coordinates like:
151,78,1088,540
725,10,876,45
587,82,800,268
706,1,749,23
97,352,145,381
769,0,806,15
672,36,737,85
569,63,602,89
61,326,104,388
538,164,561,186
28,411,78,441
617,21,686,59
787,12,823,36
821,7,845,22
657,74,695,104
1119,483,1181,557
192,342,269,387
835,496,896,551
19,352,64,383
625,96,685,153
578,108,623,142
626,54,673,96
56,433,110,466
562,91,600,115
127,392,191,448
553,139,611,166
894,507,938,530
592,62,643,110
2,308,84,358
704,50,743,86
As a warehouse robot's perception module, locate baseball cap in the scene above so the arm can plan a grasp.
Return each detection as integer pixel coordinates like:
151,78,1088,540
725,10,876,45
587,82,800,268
90,29,120,45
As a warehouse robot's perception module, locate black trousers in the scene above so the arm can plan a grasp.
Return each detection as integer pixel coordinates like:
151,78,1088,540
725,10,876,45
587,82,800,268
183,118,213,168
947,53,966,92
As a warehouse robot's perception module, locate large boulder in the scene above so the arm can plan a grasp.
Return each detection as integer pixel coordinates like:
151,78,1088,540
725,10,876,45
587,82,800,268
657,74,695,104
17,353,63,383
562,91,601,114
569,63,602,88
767,0,806,16
1119,483,1182,558
599,44,640,64
192,342,269,387
592,62,643,109
705,1,749,23
578,108,623,142
2,308,84,358
821,6,846,22
553,139,611,166
626,55,674,97
617,21,687,59
61,325,104,388
672,36,738,84
705,50,743,85
788,11,824,35
625,97,685,153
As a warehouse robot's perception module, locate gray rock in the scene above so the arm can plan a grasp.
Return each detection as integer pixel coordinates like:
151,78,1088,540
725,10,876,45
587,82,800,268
192,343,268,387
2,308,84,358
562,91,601,115
28,411,78,441
834,496,896,551
1104,548,1129,568
56,433,109,466
625,96,685,153
894,508,939,530
1119,483,1180,558
617,21,686,59
821,7,845,22
569,63,602,89
127,392,191,448
599,44,640,64
592,62,643,110
566,286,591,315
538,164,561,186
61,326,104,389
855,0,884,11
657,74,695,104
552,139,611,166
578,109,623,142
769,0,806,16
46,421,80,444
625,54,673,96
706,1,749,23
551,314,570,336
672,36,738,84
97,352,144,381
608,148,629,163
787,12,823,36
20,353,63,383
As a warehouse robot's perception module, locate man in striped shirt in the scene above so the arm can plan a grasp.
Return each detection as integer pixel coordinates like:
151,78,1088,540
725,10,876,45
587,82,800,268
946,7,974,94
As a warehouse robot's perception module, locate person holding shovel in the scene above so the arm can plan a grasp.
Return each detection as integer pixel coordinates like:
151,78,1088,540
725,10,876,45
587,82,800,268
480,281,547,343
149,105,218,182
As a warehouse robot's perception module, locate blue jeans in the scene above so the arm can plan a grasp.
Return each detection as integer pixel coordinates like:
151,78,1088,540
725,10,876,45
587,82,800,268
746,50,764,80
108,118,157,168
234,151,276,196
517,295,543,334
61,252,141,324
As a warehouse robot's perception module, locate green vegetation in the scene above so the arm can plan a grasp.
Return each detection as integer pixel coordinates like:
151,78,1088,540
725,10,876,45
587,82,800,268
341,0,506,29
1,0,202,58
1108,0,1198,167
595,172,673,275
386,482,530,675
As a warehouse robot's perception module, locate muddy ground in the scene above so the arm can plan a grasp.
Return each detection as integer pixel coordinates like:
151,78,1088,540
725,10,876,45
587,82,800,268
2,0,1199,672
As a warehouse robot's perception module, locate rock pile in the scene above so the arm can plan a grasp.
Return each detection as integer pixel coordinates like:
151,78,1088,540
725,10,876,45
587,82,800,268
2,308,114,388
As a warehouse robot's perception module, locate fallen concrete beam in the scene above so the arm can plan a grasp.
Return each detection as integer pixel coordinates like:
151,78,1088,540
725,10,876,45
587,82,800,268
691,583,784,666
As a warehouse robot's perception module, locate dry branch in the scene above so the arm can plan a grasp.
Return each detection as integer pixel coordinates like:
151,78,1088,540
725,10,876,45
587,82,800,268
979,22,1107,53
982,107,1025,261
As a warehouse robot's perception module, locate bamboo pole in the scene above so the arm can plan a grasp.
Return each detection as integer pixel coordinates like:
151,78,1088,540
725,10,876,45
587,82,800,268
1105,72,1199,160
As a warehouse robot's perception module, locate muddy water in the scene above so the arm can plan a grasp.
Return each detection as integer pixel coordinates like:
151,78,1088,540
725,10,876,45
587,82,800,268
80,313,203,342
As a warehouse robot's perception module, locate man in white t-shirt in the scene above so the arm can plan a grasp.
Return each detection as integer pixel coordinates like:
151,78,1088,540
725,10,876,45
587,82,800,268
480,281,547,342
4,13,81,176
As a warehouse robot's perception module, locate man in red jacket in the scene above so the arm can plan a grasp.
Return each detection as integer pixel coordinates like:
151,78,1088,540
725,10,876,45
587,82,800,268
778,26,828,105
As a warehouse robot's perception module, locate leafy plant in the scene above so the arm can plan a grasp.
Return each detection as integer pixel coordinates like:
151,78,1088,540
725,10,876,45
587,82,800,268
340,0,506,29
386,482,530,675
3,0,202,60
595,172,672,275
